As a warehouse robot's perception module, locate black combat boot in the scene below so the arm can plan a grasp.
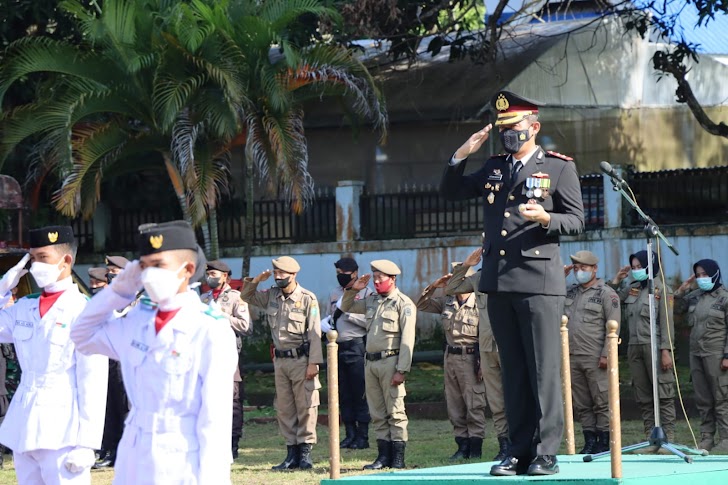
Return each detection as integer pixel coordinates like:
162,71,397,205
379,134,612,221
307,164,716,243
449,437,470,460
271,445,300,471
340,423,357,449
494,436,510,461
350,422,370,449
94,449,116,469
579,430,598,454
391,441,406,469
595,431,610,453
232,436,240,460
363,440,392,470
299,444,314,470
468,437,483,459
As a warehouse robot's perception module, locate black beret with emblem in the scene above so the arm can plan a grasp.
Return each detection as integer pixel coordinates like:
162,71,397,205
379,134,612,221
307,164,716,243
29,225,75,248
137,220,198,256
207,260,231,274
491,90,544,127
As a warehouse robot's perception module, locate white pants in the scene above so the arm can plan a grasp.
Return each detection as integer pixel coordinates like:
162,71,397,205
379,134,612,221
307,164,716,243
13,446,90,485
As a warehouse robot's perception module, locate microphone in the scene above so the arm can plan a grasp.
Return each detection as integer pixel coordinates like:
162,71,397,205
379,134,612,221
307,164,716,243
600,161,627,188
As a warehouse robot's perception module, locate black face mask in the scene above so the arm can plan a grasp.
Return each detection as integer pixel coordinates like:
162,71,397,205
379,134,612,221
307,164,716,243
275,277,290,288
499,127,532,154
91,287,103,295
337,273,353,288
107,272,117,285
207,276,221,289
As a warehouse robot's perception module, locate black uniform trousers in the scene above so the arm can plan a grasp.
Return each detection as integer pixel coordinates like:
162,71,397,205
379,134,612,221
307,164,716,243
338,338,370,424
488,293,564,457
233,349,244,444
101,359,129,452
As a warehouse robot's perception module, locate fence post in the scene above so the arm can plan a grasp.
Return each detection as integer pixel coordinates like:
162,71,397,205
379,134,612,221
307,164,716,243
335,181,364,243
327,330,340,479
92,202,110,253
603,166,623,229
560,315,575,455
606,319,622,478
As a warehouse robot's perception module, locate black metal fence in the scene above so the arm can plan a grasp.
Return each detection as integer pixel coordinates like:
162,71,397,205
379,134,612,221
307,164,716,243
107,207,180,251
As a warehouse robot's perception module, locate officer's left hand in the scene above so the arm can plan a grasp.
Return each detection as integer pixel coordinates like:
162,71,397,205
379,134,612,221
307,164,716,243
305,364,319,380
721,358,728,371
660,349,673,371
391,371,406,386
521,202,551,226
598,356,608,369
64,447,96,473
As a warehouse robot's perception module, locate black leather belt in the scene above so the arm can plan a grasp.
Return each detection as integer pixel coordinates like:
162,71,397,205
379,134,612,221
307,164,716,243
366,349,400,361
446,345,477,355
338,337,365,351
274,343,309,359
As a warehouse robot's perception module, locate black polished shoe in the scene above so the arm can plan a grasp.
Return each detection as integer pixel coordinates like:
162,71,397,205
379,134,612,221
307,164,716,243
490,456,530,476
93,450,116,469
527,455,559,476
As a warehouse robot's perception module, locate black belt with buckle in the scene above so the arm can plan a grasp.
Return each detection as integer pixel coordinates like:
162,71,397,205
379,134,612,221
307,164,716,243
274,343,309,359
446,345,477,355
365,349,400,361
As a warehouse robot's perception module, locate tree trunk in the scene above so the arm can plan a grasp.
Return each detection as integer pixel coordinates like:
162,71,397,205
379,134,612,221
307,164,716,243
201,220,212,258
243,150,255,277
162,152,192,224
209,207,220,260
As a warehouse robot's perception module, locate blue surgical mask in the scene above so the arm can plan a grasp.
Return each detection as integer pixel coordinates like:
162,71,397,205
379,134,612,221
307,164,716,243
575,270,593,284
631,268,648,281
697,277,715,292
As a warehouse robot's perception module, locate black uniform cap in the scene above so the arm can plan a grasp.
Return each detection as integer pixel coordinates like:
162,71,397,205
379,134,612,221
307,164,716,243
334,257,358,272
207,260,231,274
137,220,198,256
492,90,544,126
28,225,75,248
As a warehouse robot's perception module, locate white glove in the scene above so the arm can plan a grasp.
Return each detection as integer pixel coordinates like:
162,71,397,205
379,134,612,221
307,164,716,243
109,260,143,299
320,315,332,333
64,447,96,473
0,253,29,296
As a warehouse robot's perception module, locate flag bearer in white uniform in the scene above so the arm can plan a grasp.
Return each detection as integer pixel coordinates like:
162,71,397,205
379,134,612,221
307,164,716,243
0,225,108,485
71,220,238,485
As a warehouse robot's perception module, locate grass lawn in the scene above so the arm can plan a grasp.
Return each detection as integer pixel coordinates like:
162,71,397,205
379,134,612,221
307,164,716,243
0,415,718,485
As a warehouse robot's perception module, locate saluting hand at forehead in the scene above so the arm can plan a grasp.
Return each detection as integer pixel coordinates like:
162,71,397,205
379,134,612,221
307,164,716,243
454,125,493,160
351,274,371,291
252,269,272,283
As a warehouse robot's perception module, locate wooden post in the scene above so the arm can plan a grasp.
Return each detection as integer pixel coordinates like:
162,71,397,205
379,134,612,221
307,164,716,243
606,320,622,478
327,330,340,479
560,315,575,455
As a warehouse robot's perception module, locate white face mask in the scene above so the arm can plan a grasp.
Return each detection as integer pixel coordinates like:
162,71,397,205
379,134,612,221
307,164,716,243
30,260,64,288
141,263,187,306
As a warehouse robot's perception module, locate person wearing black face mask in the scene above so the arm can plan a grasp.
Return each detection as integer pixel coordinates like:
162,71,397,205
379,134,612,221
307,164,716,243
88,267,108,295
441,91,584,476
321,258,372,450
200,260,250,460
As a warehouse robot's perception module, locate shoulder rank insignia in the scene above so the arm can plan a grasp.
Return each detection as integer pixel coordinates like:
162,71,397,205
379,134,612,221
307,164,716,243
546,150,574,161
628,287,640,297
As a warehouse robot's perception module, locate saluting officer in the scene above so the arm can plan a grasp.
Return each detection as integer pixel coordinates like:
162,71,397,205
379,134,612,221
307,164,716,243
441,91,584,476
340,260,416,470
563,251,620,454
201,260,250,459
417,264,485,461
446,247,510,461
674,259,728,452
241,256,322,471
609,250,676,443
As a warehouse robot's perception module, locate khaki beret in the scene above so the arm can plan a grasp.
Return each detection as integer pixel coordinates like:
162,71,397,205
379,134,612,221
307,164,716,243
272,256,300,273
370,259,401,276
105,255,130,269
570,250,599,266
451,261,476,277
88,267,108,282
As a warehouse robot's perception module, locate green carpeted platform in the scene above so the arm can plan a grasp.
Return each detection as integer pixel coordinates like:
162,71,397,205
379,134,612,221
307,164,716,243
321,455,728,484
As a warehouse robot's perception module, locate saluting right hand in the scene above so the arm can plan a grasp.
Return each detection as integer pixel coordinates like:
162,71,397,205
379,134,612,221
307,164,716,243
677,274,696,294
463,248,482,267
564,264,573,277
612,265,631,285
0,253,29,296
110,260,143,299
431,274,453,288
454,124,493,160
252,270,271,284
351,274,371,291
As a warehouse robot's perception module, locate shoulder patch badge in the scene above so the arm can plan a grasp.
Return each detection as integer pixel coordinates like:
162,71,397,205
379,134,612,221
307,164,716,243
546,150,574,161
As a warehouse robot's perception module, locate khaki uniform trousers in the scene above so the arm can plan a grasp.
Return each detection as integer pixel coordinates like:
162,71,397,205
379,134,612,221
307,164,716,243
628,344,676,438
445,353,486,438
690,353,728,439
365,357,408,441
480,350,508,438
570,354,609,432
274,356,320,445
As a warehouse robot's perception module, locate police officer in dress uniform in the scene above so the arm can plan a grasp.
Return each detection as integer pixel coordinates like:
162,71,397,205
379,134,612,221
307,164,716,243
88,268,108,295
674,259,728,452
72,221,238,484
0,226,109,484
609,250,676,445
200,260,250,459
339,260,417,470
446,247,510,461
563,251,621,454
417,264,486,460
320,257,372,450
241,256,322,471
441,91,585,476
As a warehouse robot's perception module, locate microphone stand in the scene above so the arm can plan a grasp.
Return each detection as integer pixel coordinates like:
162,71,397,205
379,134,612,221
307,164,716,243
584,171,705,464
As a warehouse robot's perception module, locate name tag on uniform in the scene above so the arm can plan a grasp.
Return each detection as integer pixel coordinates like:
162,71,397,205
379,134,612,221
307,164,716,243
588,297,603,304
15,320,33,328
131,340,149,352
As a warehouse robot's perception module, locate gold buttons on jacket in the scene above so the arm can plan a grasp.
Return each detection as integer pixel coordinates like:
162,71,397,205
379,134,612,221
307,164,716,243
504,211,511,218
535,250,540,255
499,250,506,256
501,230,507,236
509,195,515,200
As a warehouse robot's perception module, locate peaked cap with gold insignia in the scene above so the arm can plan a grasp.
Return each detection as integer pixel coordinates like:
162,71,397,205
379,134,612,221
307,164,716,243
492,90,544,126
28,225,75,248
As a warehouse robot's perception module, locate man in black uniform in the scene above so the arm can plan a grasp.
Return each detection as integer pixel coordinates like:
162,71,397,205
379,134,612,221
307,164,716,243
441,91,584,476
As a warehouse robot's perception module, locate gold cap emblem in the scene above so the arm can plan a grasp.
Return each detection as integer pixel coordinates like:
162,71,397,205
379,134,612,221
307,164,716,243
495,94,510,112
48,232,59,243
149,235,164,249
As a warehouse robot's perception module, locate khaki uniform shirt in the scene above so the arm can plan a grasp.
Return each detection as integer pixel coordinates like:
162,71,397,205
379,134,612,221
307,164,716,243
445,266,495,352
326,286,371,342
416,288,479,347
675,285,728,357
564,279,621,357
340,288,416,373
200,285,250,336
611,277,674,350
241,280,323,365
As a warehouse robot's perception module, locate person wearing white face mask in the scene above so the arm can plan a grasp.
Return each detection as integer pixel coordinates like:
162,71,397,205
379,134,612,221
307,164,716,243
563,251,620,455
0,225,108,485
71,221,238,485
609,250,676,446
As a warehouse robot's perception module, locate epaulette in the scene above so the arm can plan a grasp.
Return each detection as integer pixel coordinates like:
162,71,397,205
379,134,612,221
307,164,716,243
203,304,226,320
546,150,574,161
23,292,41,300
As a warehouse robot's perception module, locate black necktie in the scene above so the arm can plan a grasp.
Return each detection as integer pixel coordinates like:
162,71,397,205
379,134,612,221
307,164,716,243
510,160,523,185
